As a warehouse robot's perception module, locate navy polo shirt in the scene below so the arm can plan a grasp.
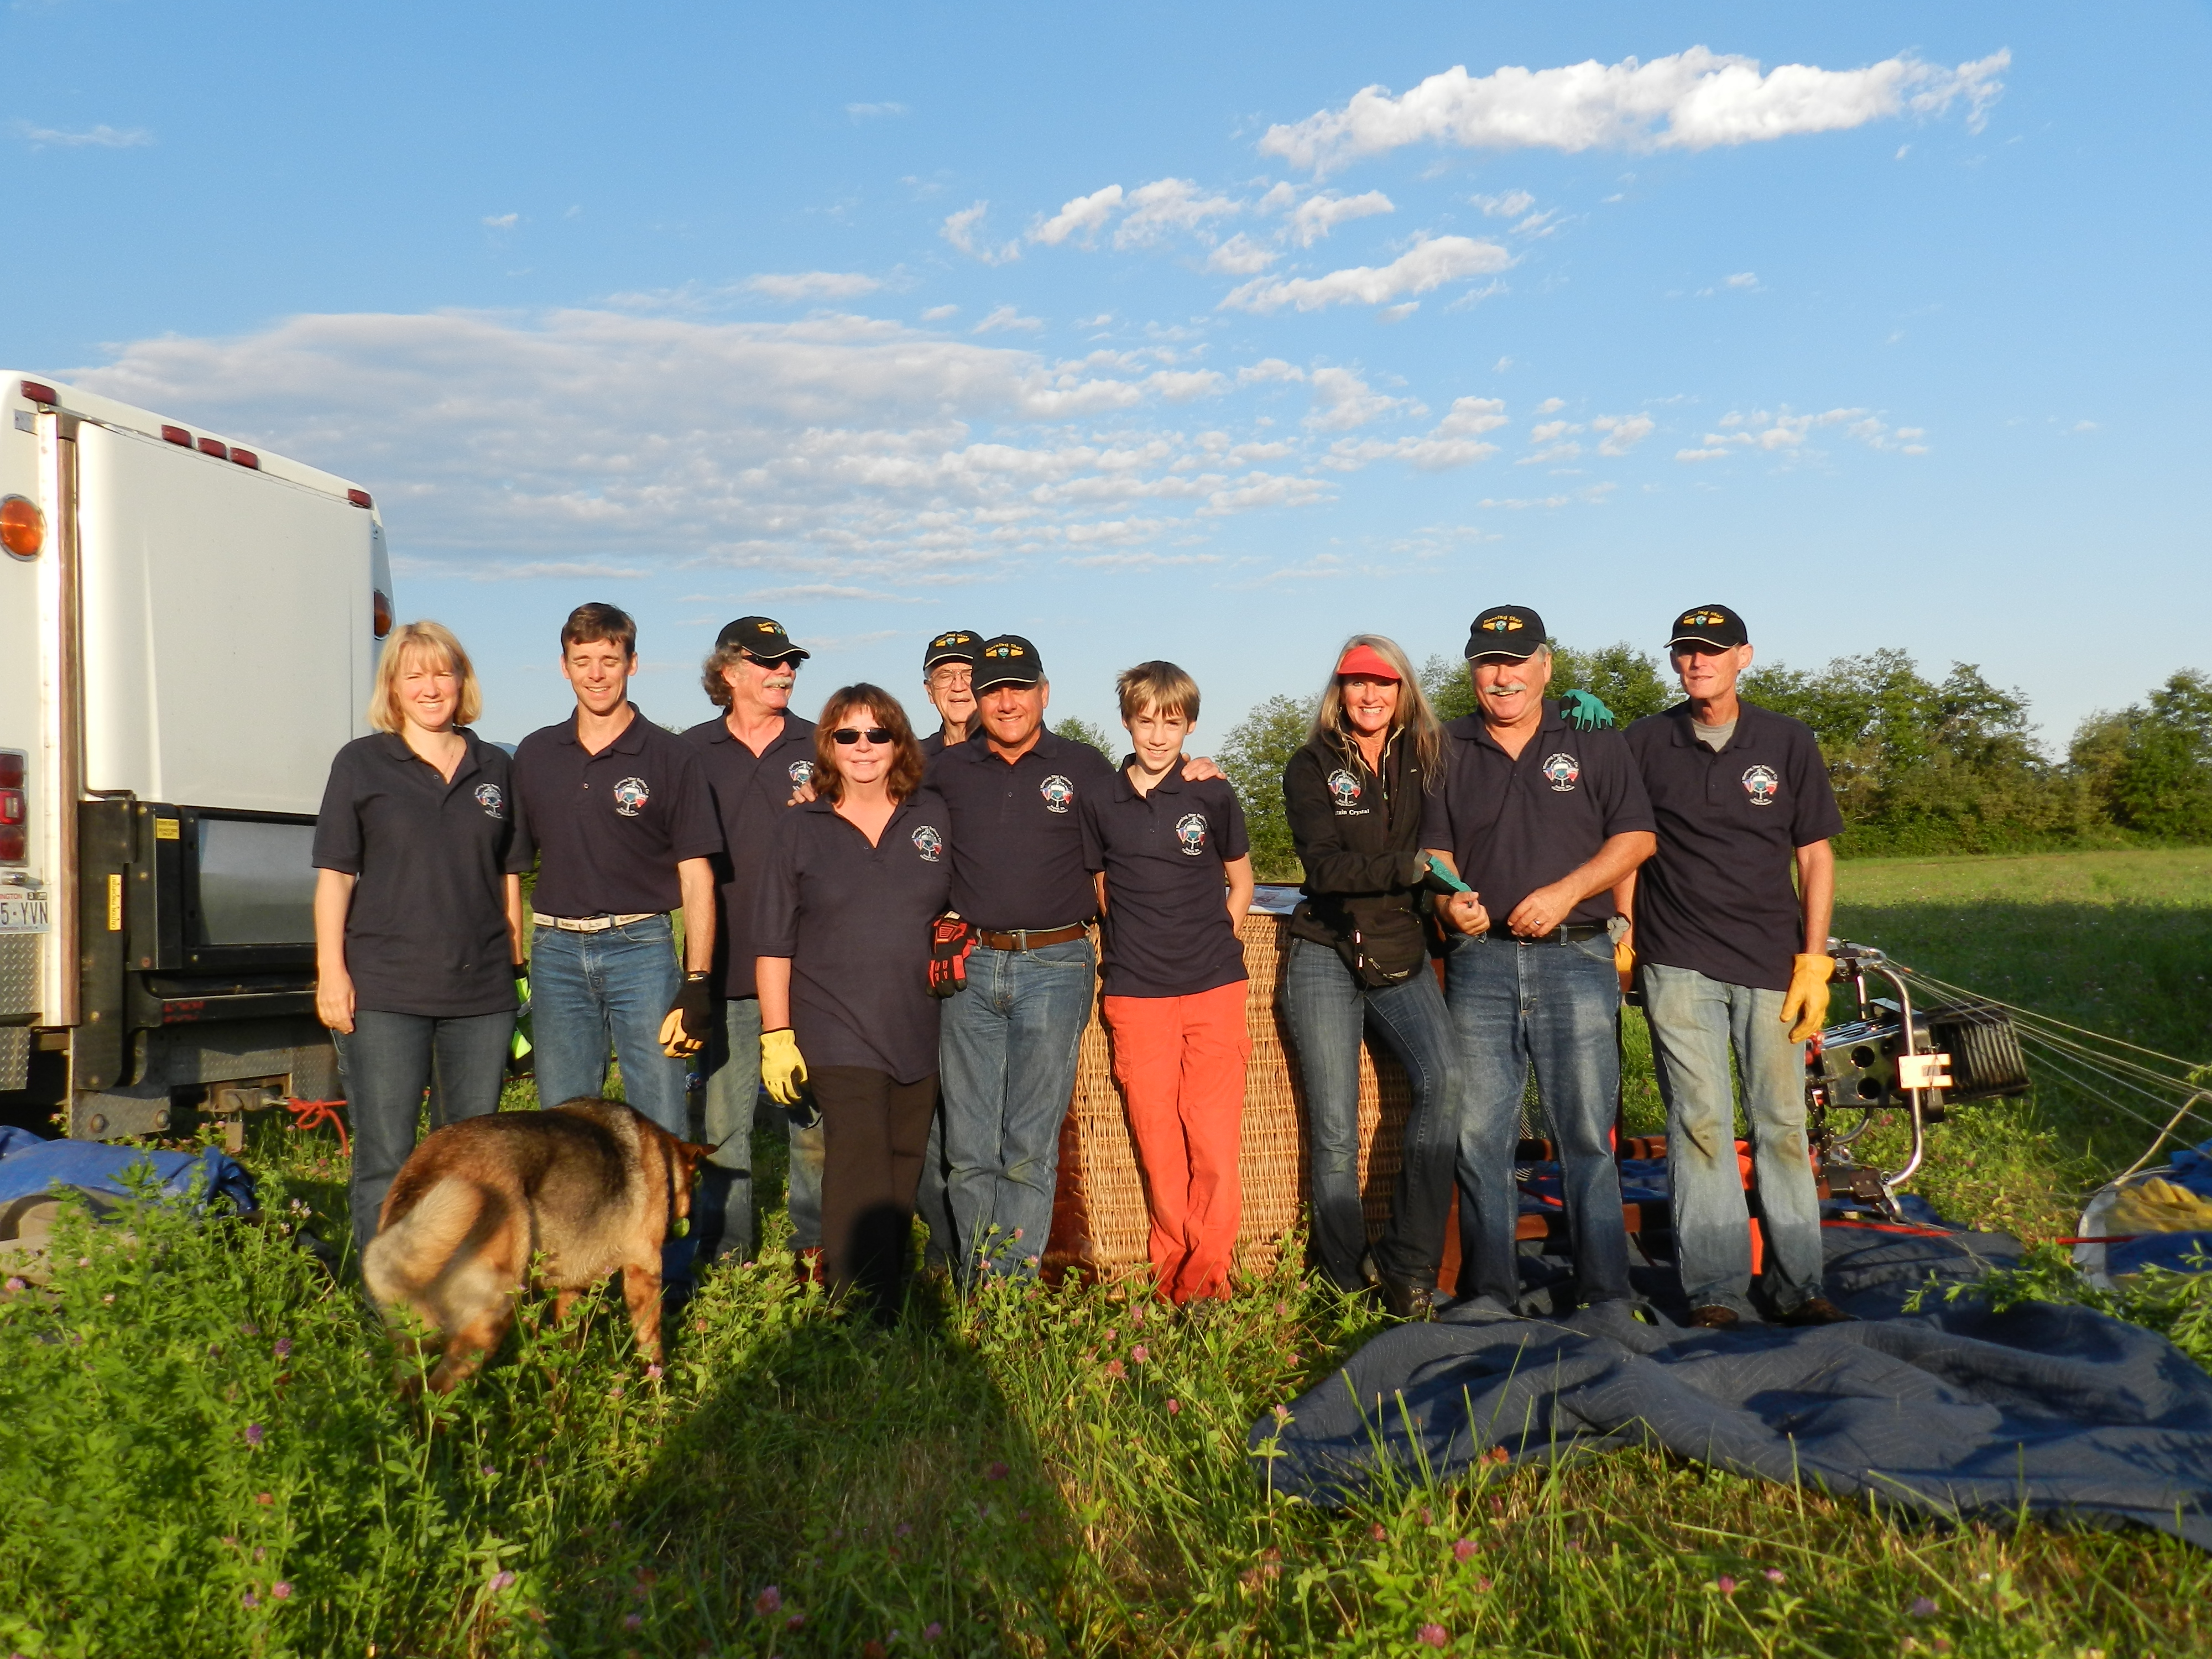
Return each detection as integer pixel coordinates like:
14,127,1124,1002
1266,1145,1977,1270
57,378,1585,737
1625,700,1844,992
752,790,954,1084
682,710,818,999
924,730,1116,931
1420,702,1655,927
311,730,530,1018
512,705,723,919
1080,765,1251,998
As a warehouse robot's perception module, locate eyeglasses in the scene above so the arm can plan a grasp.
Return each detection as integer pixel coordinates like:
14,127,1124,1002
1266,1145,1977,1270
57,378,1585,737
928,666,973,687
832,727,894,745
744,654,802,672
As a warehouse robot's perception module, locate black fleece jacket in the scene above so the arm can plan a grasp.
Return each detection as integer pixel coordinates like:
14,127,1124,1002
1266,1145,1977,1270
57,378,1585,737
1281,728,1432,957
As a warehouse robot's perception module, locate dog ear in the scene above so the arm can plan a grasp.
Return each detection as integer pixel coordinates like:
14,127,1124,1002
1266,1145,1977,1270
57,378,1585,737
681,1139,720,1168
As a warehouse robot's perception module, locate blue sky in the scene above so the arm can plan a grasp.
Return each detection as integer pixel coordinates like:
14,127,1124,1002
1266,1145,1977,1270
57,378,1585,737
6,2,2205,748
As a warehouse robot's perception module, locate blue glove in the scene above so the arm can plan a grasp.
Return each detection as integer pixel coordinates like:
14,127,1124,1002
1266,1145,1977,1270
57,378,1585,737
1559,688,1615,731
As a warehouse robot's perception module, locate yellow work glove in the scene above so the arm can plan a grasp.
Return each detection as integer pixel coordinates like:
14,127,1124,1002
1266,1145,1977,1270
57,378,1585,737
760,1026,808,1107
1614,935,1636,996
1780,953,1835,1043
2111,1176,2212,1234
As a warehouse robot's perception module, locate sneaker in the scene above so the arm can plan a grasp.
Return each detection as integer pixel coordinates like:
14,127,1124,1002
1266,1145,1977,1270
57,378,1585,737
1688,1305,1740,1330
1779,1296,1854,1326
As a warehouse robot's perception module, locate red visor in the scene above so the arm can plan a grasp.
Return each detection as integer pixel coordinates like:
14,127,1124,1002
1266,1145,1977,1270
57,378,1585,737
1334,643,1401,682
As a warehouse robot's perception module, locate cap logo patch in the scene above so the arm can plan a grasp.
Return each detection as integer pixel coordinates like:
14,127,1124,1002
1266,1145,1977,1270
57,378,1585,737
1681,609,1729,628
788,759,815,786
1040,774,1074,813
1174,812,1209,856
984,643,1024,659
911,824,944,863
1742,764,1779,806
612,776,651,817
1541,753,1581,793
1480,615,1524,633
755,622,776,633
1327,769,1362,808
473,781,506,820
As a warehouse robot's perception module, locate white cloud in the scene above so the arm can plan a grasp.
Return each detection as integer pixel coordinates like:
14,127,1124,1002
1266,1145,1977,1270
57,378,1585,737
67,308,1346,586
1221,235,1511,312
1303,366,1413,431
1237,358,1305,385
482,213,520,229
844,102,908,119
1259,48,2011,174
748,583,914,603
1206,233,1279,275
921,304,959,321
1327,395,1508,471
1471,190,1536,217
1114,178,1241,248
1674,405,1929,460
942,202,1020,265
16,121,153,149
1288,190,1395,246
1724,271,1759,289
972,305,1043,335
1032,184,1124,246
1593,413,1655,455
745,271,883,301
1535,397,1566,414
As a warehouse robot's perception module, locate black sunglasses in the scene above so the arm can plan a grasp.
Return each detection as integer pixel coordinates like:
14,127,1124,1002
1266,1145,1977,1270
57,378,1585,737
743,653,803,672
832,727,894,745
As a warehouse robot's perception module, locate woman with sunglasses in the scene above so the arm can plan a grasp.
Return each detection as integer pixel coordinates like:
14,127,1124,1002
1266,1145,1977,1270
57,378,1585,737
752,685,953,1317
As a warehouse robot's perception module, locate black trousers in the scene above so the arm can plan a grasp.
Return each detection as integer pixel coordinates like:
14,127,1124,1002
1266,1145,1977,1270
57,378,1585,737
815,1066,940,1311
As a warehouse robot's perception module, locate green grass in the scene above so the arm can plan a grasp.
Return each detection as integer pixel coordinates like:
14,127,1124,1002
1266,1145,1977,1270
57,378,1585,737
4,847,2211,1657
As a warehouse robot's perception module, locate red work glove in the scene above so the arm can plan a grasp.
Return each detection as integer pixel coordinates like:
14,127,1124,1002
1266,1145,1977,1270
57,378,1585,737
927,915,976,998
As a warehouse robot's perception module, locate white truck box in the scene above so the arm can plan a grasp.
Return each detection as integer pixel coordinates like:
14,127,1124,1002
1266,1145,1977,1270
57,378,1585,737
0,372,394,1138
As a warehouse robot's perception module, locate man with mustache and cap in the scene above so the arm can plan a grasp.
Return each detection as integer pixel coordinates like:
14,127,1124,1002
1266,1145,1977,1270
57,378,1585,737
1422,604,1657,1314
682,615,827,1274
919,629,983,758
1621,603,1849,1329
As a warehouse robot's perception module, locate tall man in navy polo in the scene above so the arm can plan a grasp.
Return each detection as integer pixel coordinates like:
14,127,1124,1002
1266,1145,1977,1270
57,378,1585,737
513,603,723,1138
1623,604,1849,1329
683,615,823,1269
926,634,1115,1281
1422,606,1656,1312
919,629,982,758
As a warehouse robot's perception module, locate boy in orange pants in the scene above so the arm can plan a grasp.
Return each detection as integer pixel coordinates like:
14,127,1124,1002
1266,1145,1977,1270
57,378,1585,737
1081,662,1256,1304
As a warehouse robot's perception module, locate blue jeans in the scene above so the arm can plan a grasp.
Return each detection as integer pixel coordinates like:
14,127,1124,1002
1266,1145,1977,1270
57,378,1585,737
528,915,691,1137
1644,963,1824,1317
1447,930,1631,1309
937,937,1095,1281
337,1007,512,1256
697,995,827,1259
916,1110,955,1271
1279,936,1462,1291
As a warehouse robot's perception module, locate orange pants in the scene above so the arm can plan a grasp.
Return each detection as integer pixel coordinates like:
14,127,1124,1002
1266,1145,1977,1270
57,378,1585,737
1102,980,1252,1303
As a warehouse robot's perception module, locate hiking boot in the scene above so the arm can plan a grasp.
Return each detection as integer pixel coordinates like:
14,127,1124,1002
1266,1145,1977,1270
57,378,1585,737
1377,1275,1437,1322
1688,1305,1740,1330
1780,1296,1854,1326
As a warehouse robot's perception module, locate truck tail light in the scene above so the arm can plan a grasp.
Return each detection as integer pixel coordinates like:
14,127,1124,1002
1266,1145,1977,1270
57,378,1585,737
161,425,192,447
372,589,393,638
0,497,43,559
347,488,374,509
0,751,25,864
229,448,259,469
19,381,56,406
196,437,228,460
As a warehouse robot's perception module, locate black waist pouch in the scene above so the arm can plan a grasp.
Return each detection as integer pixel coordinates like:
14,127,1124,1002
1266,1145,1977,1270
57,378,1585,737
1330,898,1429,989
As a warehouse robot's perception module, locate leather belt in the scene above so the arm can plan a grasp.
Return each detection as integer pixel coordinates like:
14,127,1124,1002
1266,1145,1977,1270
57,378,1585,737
1524,922,1608,943
974,923,1088,952
532,911,660,933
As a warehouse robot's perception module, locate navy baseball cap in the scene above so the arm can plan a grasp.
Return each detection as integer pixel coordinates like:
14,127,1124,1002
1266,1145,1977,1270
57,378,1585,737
924,629,983,671
974,634,1045,690
1668,604,1749,650
715,615,810,661
1465,605,1547,661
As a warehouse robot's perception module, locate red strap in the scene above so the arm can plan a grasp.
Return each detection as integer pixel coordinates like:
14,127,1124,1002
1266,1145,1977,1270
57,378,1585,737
284,1097,350,1157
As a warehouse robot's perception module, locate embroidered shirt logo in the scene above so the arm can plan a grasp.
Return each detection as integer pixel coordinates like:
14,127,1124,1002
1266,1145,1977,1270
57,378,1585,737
1039,774,1074,813
1742,765,1780,806
611,776,651,817
1541,753,1582,793
1327,769,1362,808
1174,812,1209,856
473,781,505,820
787,759,815,786
911,825,944,863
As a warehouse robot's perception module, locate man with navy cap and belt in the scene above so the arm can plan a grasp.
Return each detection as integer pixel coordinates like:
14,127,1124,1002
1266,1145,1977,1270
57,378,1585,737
1622,603,1849,1328
920,629,983,758
682,615,826,1271
925,633,1116,1282
1422,604,1656,1313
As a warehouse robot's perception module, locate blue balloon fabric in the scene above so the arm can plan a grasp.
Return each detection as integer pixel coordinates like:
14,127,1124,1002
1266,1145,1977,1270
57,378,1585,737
0,1124,257,1215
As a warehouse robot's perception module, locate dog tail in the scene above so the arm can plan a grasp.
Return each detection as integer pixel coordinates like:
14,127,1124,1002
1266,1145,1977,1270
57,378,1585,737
362,1177,494,1311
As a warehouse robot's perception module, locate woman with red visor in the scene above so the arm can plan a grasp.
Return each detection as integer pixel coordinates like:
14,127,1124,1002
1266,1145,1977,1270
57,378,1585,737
1277,634,1463,1318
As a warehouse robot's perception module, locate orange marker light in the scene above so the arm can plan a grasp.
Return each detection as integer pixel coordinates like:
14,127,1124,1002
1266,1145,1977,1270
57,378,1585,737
0,496,44,559
372,589,392,638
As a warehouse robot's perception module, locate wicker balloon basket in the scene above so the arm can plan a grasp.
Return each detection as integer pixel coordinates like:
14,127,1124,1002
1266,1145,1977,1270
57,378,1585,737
1041,893,1459,1288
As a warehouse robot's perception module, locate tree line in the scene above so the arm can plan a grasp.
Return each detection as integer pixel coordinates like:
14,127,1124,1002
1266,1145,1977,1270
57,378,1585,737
1201,647,2212,882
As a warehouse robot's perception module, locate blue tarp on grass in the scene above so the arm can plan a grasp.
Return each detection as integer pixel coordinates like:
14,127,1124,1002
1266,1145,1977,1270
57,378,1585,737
0,1125,257,1214
1252,1222,2212,1548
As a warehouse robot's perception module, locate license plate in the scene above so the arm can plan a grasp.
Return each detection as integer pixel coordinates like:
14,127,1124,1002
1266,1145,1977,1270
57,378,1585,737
0,893,50,933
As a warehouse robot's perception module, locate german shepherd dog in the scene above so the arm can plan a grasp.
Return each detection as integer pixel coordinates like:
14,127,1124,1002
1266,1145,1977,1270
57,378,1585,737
362,1099,714,1393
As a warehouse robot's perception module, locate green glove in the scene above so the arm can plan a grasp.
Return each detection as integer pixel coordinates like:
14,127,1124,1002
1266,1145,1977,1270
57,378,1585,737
1421,853,1471,896
1558,688,1616,731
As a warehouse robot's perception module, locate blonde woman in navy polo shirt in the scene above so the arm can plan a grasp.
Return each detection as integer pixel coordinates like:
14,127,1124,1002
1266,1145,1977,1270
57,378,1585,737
313,621,529,1255
753,685,953,1317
